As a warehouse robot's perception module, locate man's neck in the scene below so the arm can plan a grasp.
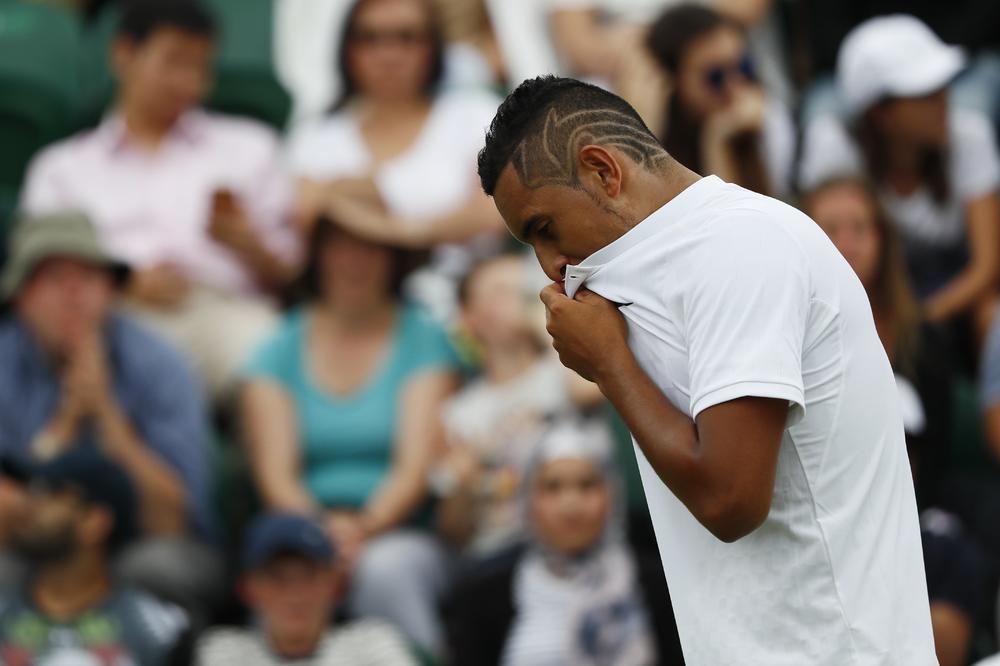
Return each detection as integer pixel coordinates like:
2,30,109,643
32,552,112,621
117,100,177,150
639,160,702,225
269,625,326,660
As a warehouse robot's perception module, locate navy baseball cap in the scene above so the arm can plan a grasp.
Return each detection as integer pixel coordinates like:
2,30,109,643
242,513,335,571
3,447,138,550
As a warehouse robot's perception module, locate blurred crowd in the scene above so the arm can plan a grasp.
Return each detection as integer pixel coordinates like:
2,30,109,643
1,0,1000,664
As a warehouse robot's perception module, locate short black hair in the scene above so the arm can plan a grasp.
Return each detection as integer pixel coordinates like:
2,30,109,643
477,75,668,196
117,0,217,44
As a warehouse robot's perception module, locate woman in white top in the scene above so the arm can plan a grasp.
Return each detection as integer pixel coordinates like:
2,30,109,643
288,0,503,283
799,15,1000,333
644,4,795,200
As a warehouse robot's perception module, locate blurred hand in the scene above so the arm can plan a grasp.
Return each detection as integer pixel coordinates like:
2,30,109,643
0,479,28,540
326,511,369,570
540,284,630,383
63,332,113,413
704,86,765,143
208,190,262,255
127,265,190,309
327,177,386,212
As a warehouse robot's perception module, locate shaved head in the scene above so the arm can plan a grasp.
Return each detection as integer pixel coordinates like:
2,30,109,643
478,76,671,195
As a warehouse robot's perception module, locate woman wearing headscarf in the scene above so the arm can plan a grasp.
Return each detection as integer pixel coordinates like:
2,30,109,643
443,418,683,666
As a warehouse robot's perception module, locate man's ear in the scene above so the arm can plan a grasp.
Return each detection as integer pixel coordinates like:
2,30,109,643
577,145,623,198
110,37,137,81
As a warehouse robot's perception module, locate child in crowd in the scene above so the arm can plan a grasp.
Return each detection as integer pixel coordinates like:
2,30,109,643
443,418,684,665
196,513,415,666
433,253,604,556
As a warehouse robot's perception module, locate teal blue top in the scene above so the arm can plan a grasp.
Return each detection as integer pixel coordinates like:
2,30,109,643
243,304,460,510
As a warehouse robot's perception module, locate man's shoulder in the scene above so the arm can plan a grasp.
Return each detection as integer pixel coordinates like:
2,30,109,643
114,588,189,647
26,127,102,174
108,316,199,388
194,110,281,157
196,626,261,662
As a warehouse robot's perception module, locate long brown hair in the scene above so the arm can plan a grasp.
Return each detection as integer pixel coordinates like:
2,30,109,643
645,3,772,196
332,0,446,111
805,177,922,372
856,106,950,204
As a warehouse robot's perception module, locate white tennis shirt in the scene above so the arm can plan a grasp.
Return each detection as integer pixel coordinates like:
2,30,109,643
563,176,936,665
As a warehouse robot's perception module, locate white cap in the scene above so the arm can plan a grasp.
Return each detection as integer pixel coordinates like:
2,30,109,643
837,15,965,116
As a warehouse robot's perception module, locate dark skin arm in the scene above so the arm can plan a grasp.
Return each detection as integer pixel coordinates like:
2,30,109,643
541,284,786,542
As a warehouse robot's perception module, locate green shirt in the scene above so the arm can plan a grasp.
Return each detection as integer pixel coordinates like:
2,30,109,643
243,304,460,510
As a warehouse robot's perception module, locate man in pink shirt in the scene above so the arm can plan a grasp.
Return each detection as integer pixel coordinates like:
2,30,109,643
20,0,300,399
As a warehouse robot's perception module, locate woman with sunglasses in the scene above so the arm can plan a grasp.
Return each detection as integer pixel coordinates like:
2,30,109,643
800,16,1000,337
288,0,504,316
645,3,794,199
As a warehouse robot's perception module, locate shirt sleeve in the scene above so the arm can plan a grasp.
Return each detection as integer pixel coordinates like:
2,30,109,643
236,126,302,264
240,318,298,387
950,110,1000,202
797,114,864,192
128,329,213,534
682,217,809,421
19,144,72,213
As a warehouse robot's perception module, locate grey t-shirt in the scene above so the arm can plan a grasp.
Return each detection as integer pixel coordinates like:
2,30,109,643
0,586,188,666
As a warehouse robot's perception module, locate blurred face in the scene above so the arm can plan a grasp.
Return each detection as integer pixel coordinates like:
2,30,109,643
114,27,214,127
15,258,115,357
869,91,949,147
9,488,86,564
674,26,753,119
317,230,395,308
245,556,337,650
809,183,882,289
530,458,611,555
494,166,631,285
462,257,535,348
345,0,435,103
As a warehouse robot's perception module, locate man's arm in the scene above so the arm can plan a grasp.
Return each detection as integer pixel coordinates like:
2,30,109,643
597,346,786,542
542,286,787,542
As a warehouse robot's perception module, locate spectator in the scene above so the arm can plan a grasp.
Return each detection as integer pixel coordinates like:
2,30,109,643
804,178,954,505
197,512,416,665
435,253,603,555
0,212,221,619
20,0,299,399
241,215,460,656
275,0,500,123
799,15,1000,333
644,3,794,199
0,449,190,665
288,0,503,319
920,509,993,666
443,418,684,666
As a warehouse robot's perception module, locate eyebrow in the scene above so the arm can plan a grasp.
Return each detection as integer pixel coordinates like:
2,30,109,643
518,215,546,244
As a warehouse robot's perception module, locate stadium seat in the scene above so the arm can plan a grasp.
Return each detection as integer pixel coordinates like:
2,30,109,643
202,0,292,130
0,1,81,199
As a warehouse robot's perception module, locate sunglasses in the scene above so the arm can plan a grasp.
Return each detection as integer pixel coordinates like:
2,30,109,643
348,27,431,49
705,55,756,92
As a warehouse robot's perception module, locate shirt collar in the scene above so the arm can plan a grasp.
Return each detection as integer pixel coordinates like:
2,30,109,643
579,175,723,270
97,108,208,154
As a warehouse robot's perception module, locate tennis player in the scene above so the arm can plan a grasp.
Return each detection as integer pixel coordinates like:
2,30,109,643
477,75,937,665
